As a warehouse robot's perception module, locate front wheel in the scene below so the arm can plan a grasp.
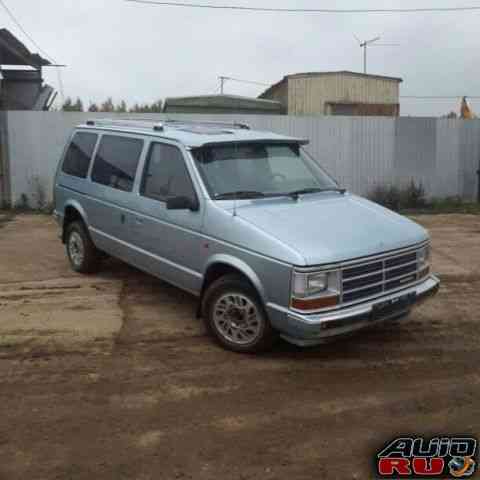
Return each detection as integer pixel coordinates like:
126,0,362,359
65,221,101,274
203,274,277,353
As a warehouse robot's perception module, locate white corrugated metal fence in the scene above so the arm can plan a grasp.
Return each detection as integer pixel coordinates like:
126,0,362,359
1,112,479,208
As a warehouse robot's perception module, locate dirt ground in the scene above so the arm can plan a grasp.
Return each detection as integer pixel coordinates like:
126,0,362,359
0,213,479,480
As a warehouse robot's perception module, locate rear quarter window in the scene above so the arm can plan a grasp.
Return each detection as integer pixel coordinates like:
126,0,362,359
91,135,144,192
62,132,98,178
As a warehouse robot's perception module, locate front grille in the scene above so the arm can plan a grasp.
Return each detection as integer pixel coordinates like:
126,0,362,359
341,246,427,305
343,285,383,303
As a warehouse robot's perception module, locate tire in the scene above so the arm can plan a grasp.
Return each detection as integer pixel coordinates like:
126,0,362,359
65,221,102,274
203,274,277,353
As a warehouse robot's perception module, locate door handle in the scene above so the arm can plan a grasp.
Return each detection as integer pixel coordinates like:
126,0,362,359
120,213,126,224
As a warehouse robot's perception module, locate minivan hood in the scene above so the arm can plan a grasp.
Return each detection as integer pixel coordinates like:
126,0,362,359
233,194,429,265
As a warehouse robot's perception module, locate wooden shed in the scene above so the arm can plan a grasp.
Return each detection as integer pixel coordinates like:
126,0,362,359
259,71,402,116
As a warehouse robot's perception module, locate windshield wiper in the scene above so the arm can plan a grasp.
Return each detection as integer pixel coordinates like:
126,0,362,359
287,187,346,200
214,191,266,200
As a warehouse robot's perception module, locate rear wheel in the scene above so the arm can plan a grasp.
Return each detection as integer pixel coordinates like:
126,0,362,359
65,221,101,274
203,274,277,353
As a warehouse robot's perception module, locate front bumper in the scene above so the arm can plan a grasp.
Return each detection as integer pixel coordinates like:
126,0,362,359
268,275,440,346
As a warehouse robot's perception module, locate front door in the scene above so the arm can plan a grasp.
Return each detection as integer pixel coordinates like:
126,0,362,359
132,141,205,294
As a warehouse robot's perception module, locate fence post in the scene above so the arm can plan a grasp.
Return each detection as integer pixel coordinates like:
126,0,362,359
0,111,11,208
477,159,480,203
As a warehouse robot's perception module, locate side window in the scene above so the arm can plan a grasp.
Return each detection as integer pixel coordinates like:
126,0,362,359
91,135,143,192
62,132,98,178
141,143,196,202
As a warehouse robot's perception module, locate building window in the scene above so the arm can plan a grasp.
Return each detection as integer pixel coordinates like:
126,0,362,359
141,143,196,202
91,135,143,192
62,132,98,178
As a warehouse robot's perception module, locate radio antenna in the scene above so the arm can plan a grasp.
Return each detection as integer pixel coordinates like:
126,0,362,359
353,35,399,73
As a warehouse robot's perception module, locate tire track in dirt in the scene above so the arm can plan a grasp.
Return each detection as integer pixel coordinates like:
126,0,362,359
0,213,479,480
0,277,124,357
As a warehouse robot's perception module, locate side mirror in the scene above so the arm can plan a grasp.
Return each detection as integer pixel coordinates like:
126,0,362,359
166,196,199,212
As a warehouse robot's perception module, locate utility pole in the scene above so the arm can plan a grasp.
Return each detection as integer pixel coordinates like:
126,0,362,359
219,76,229,94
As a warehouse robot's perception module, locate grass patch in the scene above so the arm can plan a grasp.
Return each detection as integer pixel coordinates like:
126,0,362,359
368,181,480,215
401,199,480,215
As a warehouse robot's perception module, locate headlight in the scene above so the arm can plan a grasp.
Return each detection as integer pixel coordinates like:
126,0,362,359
291,270,340,311
418,245,431,266
418,245,431,279
293,272,328,298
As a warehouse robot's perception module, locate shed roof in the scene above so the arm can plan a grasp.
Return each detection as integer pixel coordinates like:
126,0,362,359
259,70,403,98
163,94,283,112
0,29,50,68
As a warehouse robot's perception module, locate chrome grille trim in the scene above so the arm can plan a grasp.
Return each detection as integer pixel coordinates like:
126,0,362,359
343,268,424,294
386,260,418,272
343,259,419,282
340,244,428,303
293,240,429,273
344,280,385,294
337,241,429,269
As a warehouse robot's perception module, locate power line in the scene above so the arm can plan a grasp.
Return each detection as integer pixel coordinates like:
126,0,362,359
224,76,270,86
216,76,270,94
401,96,480,99
217,76,480,99
219,74,480,100
126,0,480,14
220,75,480,99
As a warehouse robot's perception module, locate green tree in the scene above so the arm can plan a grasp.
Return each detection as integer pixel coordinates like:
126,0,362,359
128,100,163,113
100,97,115,112
115,100,128,113
62,97,84,112
74,97,84,112
62,97,74,111
129,103,141,113
150,100,163,113
445,111,457,119
88,102,99,112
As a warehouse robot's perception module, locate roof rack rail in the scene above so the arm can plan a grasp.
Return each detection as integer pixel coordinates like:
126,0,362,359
164,119,250,130
85,118,164,132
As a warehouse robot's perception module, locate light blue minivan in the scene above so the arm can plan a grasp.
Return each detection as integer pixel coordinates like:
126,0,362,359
53,119,440,353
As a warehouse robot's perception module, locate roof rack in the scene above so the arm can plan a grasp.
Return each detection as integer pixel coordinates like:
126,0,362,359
164,119,251,130
85,118,164,132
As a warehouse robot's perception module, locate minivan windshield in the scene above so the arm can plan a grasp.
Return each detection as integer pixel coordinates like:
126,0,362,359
192,143,339,200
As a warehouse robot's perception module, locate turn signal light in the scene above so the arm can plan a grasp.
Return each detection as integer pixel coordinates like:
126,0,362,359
291,295,339,311
419,266,430,278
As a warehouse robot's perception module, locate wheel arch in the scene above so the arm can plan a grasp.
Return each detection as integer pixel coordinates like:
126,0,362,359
198,255,267,318
62,201,89,243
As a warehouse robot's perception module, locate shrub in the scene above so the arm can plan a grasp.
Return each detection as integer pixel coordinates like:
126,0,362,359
400,179,427,209
369,184,401,211
368,179,426,211
15,193,30,210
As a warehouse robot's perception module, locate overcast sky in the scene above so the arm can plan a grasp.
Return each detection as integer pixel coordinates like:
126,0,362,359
5,0,480,116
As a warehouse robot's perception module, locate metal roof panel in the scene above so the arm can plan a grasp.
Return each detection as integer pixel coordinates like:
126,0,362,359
78,119,308,148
